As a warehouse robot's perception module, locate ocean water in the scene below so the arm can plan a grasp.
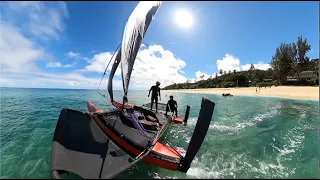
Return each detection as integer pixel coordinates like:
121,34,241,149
0,87,319,179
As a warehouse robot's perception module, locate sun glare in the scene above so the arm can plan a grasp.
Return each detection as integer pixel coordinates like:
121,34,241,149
175,10,193,29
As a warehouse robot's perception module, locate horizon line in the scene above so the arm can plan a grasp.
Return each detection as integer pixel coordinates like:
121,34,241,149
0,86,151,91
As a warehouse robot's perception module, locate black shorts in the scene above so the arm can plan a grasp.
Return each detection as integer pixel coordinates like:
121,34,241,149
151,95,158,102
167,105,177,111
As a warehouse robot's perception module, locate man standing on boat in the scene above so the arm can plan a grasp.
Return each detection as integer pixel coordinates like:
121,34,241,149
148,81,161,113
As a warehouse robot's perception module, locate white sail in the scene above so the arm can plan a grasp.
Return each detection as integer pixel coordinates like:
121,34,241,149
120,1,162,102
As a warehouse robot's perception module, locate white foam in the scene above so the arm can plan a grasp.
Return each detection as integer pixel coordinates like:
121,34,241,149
209,122,255,133
252,106,279,122
186,152,247,179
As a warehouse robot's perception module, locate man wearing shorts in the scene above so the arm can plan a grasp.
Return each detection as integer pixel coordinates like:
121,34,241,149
148,81,161,113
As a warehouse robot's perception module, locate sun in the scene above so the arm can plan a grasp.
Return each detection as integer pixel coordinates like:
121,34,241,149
175,10,193,29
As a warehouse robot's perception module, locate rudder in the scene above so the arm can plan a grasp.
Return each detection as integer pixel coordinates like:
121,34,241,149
178,98,215,172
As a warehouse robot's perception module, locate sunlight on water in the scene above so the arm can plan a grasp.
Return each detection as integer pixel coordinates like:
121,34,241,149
0,88,318,178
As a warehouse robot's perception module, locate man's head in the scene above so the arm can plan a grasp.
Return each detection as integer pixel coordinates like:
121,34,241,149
156,81,161,86
169,95,173,100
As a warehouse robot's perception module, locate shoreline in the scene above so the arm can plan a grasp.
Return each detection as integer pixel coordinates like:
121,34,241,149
164,86,319,101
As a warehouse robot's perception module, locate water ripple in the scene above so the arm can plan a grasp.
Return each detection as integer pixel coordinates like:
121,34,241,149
0,88,318,178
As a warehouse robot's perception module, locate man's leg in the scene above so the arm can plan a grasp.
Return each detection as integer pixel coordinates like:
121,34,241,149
174,107,178,117
150,96,154,110
155,96,158,113
165,104,169,115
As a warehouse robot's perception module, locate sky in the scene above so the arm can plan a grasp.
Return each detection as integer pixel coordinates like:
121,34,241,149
1,1,318,90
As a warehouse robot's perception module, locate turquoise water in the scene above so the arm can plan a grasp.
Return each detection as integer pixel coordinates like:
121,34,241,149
0,87,319,179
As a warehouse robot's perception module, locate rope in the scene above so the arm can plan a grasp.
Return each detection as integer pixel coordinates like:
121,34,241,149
128,110,152,140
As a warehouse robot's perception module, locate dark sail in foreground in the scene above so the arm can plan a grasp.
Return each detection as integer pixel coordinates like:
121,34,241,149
51,109,135,179
50,1,216,179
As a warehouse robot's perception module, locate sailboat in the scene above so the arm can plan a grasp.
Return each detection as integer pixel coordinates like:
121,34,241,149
50,1,216,179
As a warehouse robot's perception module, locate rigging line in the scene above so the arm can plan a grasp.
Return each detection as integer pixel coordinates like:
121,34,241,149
164,139,183,158
142,42,150,47
97,91,106,98
162,119,182,157
159,120,182,158
97,43,121,94
132,148,148,161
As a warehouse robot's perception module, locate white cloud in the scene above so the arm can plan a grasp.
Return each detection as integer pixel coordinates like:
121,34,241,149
0,2,94,89
66,51,80,59
5,2,69,41
0,1,274,90
82,45,188,89
130,45,187,89
193,71,218,82
82,52,121,76
0,23,44,73
240,61,271,71
216,54,241,72
46,61,76,68
64,62,76,68
1,1,68,74
0,1,151,90
46,62,62,68
1,71,122,90
195,71,210,81
216,53,271,73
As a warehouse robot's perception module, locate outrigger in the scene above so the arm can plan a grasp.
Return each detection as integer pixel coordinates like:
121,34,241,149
50,1,216,179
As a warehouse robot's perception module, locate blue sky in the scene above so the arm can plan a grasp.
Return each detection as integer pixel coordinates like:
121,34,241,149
1,1,318,89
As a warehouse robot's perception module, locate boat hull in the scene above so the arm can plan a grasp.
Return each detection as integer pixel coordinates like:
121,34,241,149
87,101,182,171
141,102,185,124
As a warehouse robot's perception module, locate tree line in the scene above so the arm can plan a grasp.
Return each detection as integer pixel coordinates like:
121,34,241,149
163,36,319,90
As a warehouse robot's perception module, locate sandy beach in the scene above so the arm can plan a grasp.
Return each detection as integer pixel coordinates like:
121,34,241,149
164,86,319,101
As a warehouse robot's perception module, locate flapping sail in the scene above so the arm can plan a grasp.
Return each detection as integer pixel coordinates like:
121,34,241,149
120,1,162,102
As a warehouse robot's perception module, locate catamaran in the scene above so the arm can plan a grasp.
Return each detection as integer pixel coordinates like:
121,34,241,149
50,1,216,179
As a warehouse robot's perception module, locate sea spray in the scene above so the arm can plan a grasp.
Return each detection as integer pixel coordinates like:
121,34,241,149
0,88,318,178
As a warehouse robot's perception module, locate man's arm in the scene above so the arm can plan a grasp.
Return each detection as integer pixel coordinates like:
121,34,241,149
148,86,152,97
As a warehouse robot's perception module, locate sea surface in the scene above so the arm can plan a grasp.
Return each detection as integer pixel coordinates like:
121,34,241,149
0,87,319,179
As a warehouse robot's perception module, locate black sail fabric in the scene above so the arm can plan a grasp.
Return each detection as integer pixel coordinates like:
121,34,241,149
50,109,134,179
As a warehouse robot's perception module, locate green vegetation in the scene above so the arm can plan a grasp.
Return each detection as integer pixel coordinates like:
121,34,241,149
163,36,319,90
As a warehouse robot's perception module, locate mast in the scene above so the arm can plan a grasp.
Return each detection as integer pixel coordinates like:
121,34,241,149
107,49,121,102
120,1,162,103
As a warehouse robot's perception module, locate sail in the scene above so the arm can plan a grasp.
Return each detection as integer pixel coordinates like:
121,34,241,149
120,1,162,102
50,109,138,179
107,48,121,102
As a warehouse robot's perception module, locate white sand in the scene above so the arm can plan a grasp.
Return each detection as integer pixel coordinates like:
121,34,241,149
164,86,319,101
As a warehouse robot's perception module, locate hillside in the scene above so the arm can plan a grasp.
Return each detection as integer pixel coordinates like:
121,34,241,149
163,36,319,90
